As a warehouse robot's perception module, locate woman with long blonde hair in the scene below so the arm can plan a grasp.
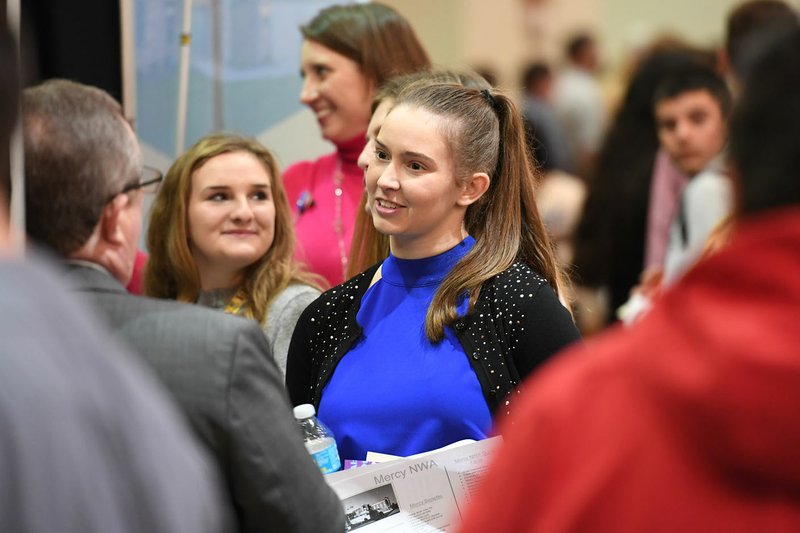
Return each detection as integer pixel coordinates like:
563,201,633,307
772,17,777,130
146,133,321,377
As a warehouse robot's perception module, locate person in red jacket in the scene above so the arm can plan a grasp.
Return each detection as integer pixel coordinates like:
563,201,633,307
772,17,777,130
459,27,800,533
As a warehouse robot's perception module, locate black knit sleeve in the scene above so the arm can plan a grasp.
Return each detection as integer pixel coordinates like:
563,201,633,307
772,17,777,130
513,281,582,382
285,300,318,406
285,266,378,407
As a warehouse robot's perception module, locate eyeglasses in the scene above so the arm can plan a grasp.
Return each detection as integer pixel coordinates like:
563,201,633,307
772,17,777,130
106,166,163,204
122,165,163,195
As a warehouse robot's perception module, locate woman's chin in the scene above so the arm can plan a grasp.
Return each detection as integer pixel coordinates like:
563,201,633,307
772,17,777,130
219,251,264,270
321,122,363,145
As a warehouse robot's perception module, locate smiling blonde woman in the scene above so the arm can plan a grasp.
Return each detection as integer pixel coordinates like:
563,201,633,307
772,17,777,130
145,133,322,377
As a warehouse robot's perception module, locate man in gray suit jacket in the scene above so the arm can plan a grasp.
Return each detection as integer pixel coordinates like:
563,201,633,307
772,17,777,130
21,79,345,533
0,23,226,533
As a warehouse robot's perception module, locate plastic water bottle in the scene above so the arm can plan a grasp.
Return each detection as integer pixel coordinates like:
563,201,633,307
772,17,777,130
293,404,342,474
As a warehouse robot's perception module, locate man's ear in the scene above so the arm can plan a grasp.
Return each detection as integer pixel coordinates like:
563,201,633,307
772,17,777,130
100,194,128,245
457,172,491,207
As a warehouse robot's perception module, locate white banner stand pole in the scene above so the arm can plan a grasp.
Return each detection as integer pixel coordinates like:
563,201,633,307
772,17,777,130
7,0,24,251
211,0,223,130
175,0,193,156
120,0,137,128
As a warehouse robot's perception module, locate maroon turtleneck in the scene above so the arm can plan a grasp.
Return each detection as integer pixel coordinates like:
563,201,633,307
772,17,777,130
283,134,366,288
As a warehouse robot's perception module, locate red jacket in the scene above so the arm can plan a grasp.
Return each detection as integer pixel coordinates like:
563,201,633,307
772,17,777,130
460,207,800,533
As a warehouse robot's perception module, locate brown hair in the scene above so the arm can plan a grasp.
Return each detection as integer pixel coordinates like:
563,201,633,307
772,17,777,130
23,79,139,255
347,70,491,276
726,0,799,79
145,133,321,324
301,2,430,88
392,83,568,342
730,27,800,215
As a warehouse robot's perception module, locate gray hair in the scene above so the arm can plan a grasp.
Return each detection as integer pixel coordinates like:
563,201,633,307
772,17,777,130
22,79,141,255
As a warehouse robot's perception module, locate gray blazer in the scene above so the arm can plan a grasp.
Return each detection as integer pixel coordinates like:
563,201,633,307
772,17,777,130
0,258,226,533
64,263,345,533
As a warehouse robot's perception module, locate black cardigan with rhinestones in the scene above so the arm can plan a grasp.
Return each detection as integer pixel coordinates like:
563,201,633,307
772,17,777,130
286,262,581,418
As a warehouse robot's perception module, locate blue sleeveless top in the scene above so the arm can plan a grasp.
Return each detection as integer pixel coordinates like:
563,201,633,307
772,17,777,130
317,236,491,460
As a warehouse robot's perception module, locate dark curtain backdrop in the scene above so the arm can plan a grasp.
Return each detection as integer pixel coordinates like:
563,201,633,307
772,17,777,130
21,0,121,102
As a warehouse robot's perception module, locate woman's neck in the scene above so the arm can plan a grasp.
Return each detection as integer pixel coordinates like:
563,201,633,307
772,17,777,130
390,226,469,260
198,267,245,292
335,132,367,173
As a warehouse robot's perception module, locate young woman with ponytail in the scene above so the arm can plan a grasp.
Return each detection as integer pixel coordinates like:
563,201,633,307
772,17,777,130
286,82,580,461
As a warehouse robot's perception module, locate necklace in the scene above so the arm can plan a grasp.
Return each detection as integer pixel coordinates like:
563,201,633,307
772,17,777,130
333,160,349,281
224,286,248,316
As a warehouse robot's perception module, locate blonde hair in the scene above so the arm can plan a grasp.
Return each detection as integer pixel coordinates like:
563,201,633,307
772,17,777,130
393,84,570,342
145,133,321,323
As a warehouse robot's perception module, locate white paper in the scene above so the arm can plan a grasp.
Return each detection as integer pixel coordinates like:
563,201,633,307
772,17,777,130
326,437,501,532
